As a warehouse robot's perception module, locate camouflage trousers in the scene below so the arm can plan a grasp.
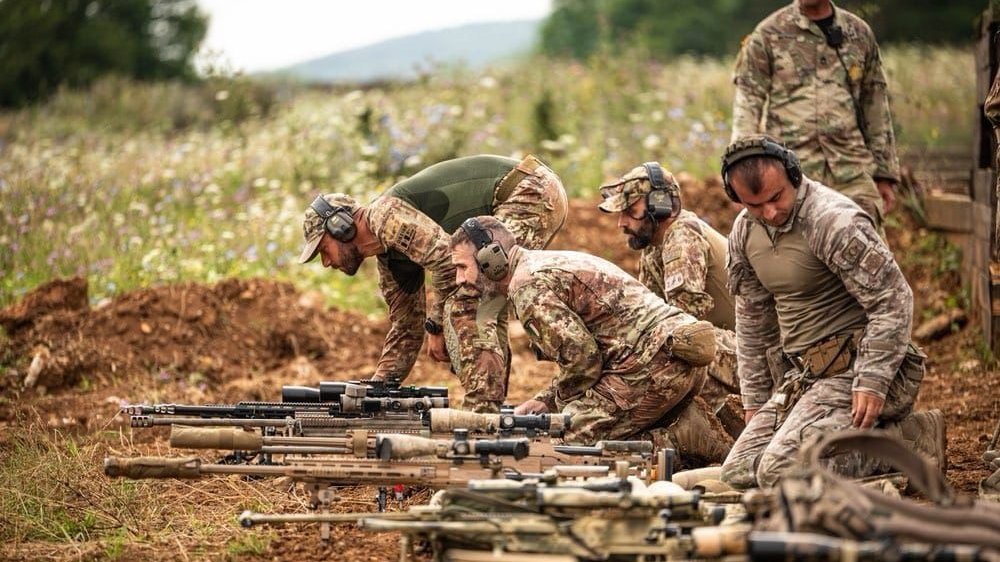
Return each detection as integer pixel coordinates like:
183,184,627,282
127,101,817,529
720,346,925,489
700,327,739,413
561,347,706,445
817,169,884,230
444,163,568,413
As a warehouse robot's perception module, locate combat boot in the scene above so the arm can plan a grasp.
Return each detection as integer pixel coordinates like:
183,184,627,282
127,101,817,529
666,321,717,367
898,409,947,472
663,397,734,467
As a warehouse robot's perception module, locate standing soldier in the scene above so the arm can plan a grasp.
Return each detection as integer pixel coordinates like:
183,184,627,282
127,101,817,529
298,154,567,413
731,0,900,226
597,163,740,419
718,136,943,489
450,216,734,465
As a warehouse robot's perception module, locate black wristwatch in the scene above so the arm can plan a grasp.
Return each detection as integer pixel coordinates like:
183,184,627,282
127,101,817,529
424,318,443,335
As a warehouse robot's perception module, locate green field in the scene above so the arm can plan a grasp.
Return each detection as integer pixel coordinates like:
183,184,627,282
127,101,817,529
0,46,975,311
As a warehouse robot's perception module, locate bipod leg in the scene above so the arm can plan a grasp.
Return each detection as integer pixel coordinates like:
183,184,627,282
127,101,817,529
306,483,338,541
376,486,388,512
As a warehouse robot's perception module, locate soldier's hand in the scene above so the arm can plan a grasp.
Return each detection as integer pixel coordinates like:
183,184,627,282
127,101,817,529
514,399,549,415
744,408,760,424
851,390,885,429
876,180,896,214
425,332,449,362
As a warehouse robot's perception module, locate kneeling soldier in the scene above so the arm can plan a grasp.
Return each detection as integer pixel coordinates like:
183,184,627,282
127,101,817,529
450,216,733,466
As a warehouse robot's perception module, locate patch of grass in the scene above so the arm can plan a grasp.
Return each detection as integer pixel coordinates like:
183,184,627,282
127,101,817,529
226,531,272,557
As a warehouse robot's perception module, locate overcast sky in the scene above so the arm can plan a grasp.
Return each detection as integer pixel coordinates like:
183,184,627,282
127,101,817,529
196,0,553,72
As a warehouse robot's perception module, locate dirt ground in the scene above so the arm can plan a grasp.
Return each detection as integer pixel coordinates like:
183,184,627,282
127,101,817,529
1,179,998,561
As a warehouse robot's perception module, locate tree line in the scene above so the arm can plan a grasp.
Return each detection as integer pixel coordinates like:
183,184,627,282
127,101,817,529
539,0,985,60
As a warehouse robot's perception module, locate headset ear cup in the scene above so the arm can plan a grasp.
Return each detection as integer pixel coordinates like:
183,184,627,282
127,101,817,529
476,244,508,281
646,189,674,220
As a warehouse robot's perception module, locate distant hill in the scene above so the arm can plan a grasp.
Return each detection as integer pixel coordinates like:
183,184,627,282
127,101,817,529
277,20,542,83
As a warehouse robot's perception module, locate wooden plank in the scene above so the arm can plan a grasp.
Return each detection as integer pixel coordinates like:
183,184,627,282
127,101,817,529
924,192,973,232
973,168,994,204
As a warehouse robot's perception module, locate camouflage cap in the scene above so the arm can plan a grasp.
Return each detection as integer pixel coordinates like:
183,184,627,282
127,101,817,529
298,193,359,264
598,164,680,213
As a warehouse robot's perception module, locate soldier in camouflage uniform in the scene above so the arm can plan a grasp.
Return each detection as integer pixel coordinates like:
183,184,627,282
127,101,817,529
718,136,942,489
597,164,739,415
731,0,901,226
299,155,568,413
449,216,734,465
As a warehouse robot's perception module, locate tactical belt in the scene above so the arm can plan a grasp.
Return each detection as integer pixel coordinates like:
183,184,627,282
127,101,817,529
791,329,863,378
495,154,544,203
774,329,863,426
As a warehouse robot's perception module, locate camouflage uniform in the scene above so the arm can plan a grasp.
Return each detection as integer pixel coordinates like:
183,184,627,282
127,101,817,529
985,71,1000,250
367,155,567,413
721,177,924,489
598,169,739,413
507,247,732,463
731,2,901,224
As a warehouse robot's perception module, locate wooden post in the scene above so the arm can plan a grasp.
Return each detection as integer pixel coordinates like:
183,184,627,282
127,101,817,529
974,4,1000,356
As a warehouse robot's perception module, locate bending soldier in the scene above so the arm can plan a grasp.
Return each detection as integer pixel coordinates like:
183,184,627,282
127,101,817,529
718,136,943,489
731,0,901,225
450,216,733,466
298,155,567,413
597,163,739,416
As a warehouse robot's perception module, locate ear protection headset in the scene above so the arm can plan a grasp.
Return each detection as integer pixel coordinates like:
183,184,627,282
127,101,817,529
720,137,802,203
310,195,357,242
642,161,681,221
460,218,509,281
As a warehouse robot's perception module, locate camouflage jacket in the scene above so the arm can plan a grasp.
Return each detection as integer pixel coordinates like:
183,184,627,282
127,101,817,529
731,1,900,185
506,247,696,411
728,177,913,409
639,210,736,331
366,197,457,379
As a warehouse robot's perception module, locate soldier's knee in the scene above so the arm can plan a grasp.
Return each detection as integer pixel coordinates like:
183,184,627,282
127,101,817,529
755,450,789,488
720,458,757,490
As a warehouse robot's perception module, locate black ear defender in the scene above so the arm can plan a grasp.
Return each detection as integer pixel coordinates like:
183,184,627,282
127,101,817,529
720,137,803,203
642,161,682,221
310,195,357,242
460,218,509,281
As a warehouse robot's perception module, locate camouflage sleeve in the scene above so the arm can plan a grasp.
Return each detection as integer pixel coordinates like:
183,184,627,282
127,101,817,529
811,213,911,399
728,216,781,409
858,27,900,183
512,280,602,410
660,222,715,319
369,197,456,325
731,31,771,141
373,257,425,380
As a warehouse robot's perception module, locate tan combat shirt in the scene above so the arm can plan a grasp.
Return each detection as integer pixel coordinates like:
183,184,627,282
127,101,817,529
728,178,913,409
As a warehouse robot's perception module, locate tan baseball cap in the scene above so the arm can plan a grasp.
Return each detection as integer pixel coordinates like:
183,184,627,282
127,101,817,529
598,164,679,213
298,193,359,263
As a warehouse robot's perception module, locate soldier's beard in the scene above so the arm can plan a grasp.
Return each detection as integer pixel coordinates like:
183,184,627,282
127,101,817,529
338,245,365,275
624,220,655,250
463,277,502,300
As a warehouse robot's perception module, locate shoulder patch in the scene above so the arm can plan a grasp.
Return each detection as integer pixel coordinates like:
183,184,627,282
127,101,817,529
859,247,887,276
840,235,867,266
663,272,685,292
662,247,683,265
396,223,416,251
523,318,540,339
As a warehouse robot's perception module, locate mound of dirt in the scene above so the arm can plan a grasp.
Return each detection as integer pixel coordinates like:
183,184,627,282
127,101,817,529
0,278,385,398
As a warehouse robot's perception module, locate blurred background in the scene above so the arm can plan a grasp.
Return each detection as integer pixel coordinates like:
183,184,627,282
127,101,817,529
0,0,982,309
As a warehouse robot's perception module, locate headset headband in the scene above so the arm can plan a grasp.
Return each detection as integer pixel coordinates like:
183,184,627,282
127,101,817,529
310,195,340,219
462,218,493,250
643,162,668,192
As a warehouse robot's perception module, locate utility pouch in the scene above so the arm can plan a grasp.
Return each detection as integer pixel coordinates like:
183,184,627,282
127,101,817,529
798,330,862,378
